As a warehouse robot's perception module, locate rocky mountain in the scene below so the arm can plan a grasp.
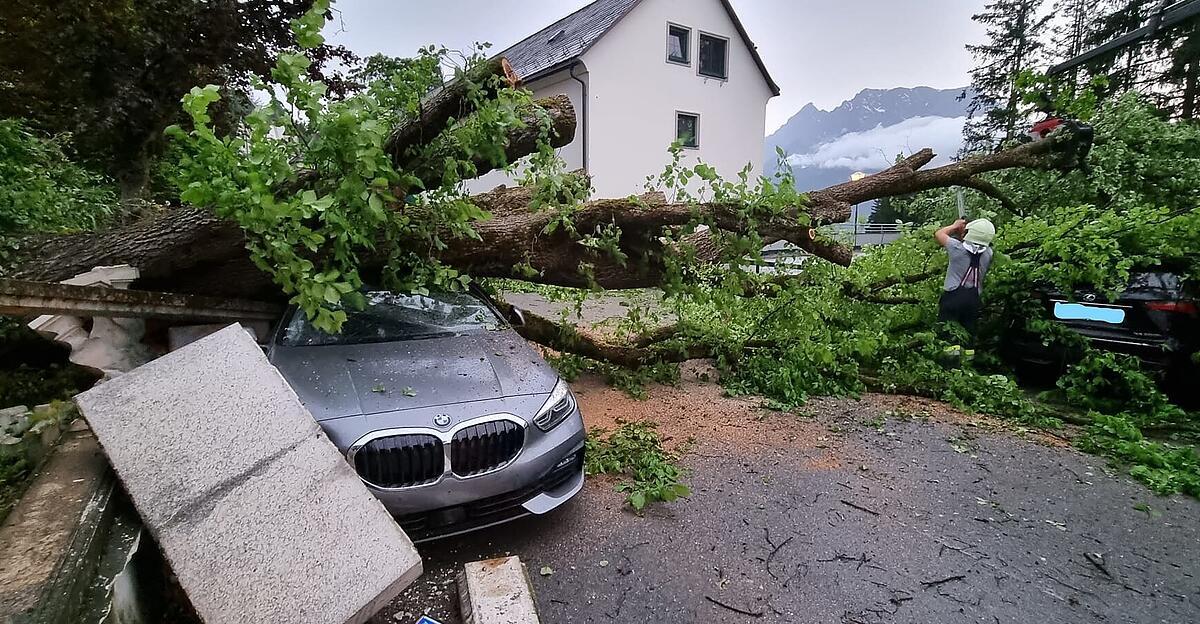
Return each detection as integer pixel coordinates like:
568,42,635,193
764,86,972,195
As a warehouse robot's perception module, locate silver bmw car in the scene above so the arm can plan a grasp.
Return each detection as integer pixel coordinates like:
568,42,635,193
266,288,585,542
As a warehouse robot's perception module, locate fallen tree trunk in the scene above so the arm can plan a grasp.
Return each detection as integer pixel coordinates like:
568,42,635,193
385,57,522,162
9,95,578,297
9,133,1067,296
494,298,768,367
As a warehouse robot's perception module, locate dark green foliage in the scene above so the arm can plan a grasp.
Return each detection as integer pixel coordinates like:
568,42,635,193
1054,1,1200,118
965,0,1051,148
614,93,1198,497
0,119,116,248
170,3,559,332
0,319,99,408
0,364,96,410
548,353,679,400
0,0,355,194
0,454,32,524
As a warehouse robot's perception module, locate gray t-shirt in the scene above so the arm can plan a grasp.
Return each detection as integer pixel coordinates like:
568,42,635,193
943,239,993,292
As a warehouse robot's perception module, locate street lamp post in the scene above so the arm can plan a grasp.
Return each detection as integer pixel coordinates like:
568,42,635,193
850,172,866,248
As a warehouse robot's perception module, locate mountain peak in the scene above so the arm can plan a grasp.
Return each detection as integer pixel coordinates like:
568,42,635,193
767,86,969,153
763,85,971,186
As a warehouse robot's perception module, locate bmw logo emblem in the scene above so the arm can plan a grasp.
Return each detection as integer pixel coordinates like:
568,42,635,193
433,414,451,427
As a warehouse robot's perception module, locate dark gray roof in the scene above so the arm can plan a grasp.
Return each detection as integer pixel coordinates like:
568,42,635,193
498,0,642,82
498,0,780,96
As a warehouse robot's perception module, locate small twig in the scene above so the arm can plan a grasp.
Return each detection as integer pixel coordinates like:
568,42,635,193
704,595,764,618
765,535,794,579
1083,552,1113,579
840,499,881,516
921,575,967,588
1045,571,1097,597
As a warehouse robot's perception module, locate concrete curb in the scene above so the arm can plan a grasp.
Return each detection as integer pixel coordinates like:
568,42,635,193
458,557,541,624
0,425,125,623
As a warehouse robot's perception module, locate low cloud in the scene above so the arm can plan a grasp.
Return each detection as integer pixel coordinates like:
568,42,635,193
786,116,967,172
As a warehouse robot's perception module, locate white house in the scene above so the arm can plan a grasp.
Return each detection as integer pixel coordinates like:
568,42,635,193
467,0,780,199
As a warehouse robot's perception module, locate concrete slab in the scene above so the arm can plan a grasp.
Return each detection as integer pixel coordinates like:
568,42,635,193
75,324,421,624
458,557,540,624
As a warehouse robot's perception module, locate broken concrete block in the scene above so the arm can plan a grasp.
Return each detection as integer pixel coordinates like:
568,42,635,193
75,324,421,624
0,406,28,432
0,434,21,460
458,557,541,624
0,406,31,437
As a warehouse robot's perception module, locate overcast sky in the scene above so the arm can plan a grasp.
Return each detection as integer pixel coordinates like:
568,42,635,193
326,0,989,133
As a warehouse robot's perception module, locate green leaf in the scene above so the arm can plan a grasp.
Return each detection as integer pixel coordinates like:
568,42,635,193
628,491,646,511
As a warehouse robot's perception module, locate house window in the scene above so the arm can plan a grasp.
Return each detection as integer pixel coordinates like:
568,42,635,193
667,24,691,65
698,33,728,79
676,112,699,148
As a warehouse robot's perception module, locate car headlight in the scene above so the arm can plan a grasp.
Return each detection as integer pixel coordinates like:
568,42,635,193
533,379,576,432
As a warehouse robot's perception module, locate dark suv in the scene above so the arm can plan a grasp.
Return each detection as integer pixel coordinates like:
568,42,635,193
1007,271,1199,400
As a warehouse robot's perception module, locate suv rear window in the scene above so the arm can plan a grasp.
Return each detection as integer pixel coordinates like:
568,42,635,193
280,291,500,347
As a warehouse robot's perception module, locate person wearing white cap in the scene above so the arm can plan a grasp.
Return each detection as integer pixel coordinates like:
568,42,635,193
934,218,996,362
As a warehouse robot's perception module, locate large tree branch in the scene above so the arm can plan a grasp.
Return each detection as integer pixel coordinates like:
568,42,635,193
493,298,767,367
7,123,1077,297
401,95,575,190
804,139,1060,225
385,57,521,161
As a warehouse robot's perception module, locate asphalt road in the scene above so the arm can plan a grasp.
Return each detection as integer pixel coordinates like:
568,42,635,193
373,381,1200,624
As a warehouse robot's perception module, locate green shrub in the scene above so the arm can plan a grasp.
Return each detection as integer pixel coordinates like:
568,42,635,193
1057,351,1187,426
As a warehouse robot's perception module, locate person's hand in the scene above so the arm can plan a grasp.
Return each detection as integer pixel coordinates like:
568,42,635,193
952,219,967,234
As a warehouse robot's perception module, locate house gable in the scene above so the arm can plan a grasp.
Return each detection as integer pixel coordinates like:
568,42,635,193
497,0,777,96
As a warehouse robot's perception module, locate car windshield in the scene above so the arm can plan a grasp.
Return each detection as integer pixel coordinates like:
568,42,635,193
279,291,501,347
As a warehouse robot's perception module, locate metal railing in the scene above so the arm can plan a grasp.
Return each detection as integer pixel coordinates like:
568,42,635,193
828,223,910,248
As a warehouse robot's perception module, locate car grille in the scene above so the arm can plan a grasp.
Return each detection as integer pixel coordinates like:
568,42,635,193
353,434,444,488
450,420,525,477
398,448,585,540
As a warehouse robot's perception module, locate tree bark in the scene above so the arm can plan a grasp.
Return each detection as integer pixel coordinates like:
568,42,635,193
493,298,764,367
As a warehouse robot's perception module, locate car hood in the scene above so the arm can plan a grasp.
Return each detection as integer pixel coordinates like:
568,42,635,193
270,330,559,422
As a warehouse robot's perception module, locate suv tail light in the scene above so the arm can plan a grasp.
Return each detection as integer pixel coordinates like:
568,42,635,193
1146,301,1198,315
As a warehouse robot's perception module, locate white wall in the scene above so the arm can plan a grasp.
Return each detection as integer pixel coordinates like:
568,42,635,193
465,70,587,194
581,0,774,199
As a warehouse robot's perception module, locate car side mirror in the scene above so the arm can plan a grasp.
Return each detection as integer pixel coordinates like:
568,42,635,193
510,307,526,327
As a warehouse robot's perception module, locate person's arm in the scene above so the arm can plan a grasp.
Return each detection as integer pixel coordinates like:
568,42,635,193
935,219,967,247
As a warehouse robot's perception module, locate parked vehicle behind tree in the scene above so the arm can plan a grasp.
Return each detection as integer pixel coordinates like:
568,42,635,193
1005,270,1199,405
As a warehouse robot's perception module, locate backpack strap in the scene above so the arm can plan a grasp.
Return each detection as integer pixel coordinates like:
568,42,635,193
958,251,983,290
